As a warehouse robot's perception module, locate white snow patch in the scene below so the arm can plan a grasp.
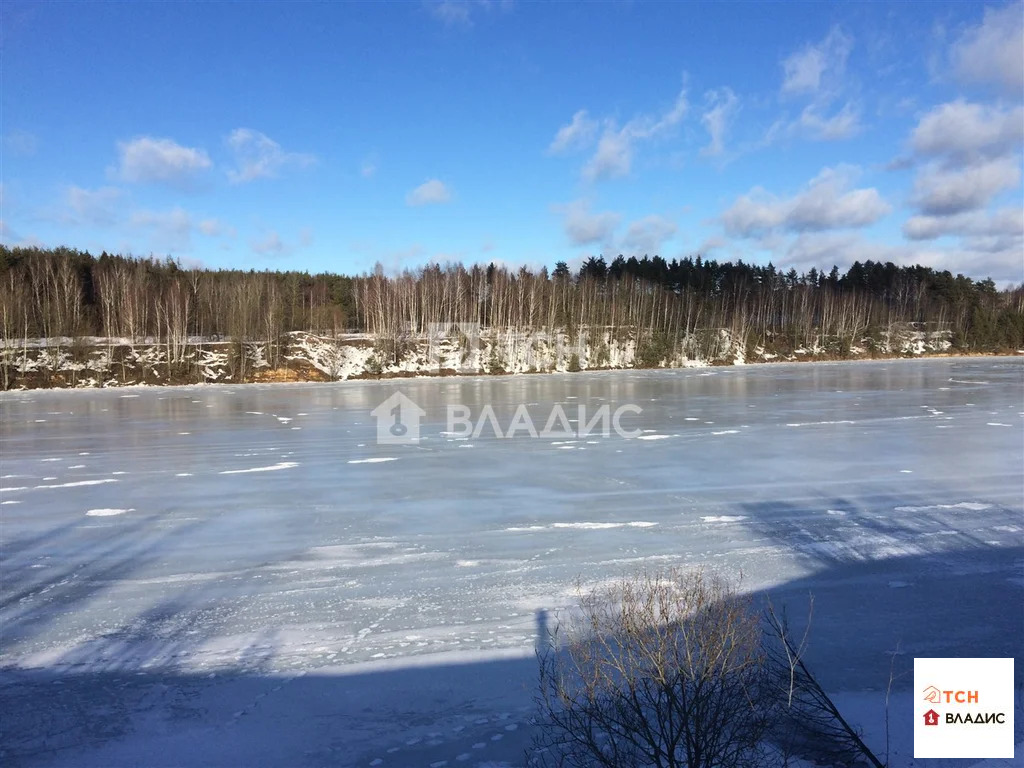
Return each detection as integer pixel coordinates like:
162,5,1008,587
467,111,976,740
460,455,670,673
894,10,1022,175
635,434,672,441
86,508,133,517
348,457,399,464
701,515,748,523
506,521,656,531
219,462,299,475
894,502,993,512
35,478,118,489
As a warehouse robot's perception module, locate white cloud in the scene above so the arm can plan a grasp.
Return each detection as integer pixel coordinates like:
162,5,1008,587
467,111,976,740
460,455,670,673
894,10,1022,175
781,26,853,97
66,186,123,226
556,199,621,246
129,207,193,253
115,137,211,187
2,130,38,157
903,206,1024,241
430,0,472,26
910,156,1020,215
251,231,287,256
198,218,226,237
577,87,688,181
583,131,633,181
360,157,378,178
427,0,512,27
722,166,891,237
950,3,1024,94
796,102,862,140
226,129,316,184
778,230,1023,284
548,110,597,154
911,100,1024,161
766,101,863,144
620,215,677,255
700,88,739,157
406,178,452,206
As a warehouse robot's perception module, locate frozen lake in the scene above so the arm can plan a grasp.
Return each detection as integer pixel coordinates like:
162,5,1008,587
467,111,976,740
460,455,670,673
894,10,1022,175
2,358,1022,767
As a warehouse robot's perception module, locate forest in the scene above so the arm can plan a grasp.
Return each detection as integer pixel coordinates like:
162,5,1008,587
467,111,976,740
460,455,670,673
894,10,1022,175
1,244,1021,387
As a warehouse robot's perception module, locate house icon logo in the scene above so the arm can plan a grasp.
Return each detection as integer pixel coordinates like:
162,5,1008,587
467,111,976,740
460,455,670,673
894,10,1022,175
922,685,941,704
370,391,426,445
923,709,940,727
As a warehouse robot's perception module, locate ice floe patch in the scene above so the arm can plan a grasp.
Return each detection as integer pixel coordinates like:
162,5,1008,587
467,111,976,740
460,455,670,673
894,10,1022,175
894,502,993,512
348,457,398,464
35,478,118,489
786,420,855,427
505,521,656,531
701,515,748,523
86,508,134,517
219,462,299,475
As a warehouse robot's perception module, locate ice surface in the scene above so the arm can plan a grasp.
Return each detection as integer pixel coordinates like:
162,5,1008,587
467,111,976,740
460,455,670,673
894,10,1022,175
1,357,1022,767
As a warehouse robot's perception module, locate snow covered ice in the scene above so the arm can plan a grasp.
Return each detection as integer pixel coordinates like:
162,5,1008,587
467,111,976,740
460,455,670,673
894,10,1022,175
1,357,1022,767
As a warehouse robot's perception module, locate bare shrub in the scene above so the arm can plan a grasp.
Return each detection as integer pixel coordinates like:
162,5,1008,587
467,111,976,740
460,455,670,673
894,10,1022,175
763,601,885,768
533,568,774,768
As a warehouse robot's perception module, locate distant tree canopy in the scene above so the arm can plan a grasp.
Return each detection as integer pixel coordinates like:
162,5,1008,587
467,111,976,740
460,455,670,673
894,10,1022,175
1,245,1021,353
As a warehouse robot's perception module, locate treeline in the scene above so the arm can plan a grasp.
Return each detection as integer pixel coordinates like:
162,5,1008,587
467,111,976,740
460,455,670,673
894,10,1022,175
1,245,1022,356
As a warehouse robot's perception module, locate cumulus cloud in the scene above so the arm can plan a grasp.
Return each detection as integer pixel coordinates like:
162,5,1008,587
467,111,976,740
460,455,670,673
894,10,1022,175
620,215,677,255
115,137,211,187
198,218,226,237
66,186,123,226
700,88,740,157
910,156,1020,215
556,199,621,246
251,230,287,256
721,166,891,237
226,129,316,184
572,86,688,181
548,110,597,154
780,230,1023,284
950,3,1024,94
583,131,633,181
781,25,853,97
796,102,862,140
766,101,863,144
911,100,1024,161
903,206,1024,241
406,178,452,206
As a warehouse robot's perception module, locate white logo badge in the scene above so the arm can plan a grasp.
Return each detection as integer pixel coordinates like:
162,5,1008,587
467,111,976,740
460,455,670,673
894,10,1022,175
370,391,426,445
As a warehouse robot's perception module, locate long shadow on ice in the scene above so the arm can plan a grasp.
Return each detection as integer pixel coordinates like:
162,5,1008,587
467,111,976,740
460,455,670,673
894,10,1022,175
1,543,1021,767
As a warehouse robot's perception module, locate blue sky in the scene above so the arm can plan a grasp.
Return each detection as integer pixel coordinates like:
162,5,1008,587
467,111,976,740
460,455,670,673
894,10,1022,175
2,1,1022,282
